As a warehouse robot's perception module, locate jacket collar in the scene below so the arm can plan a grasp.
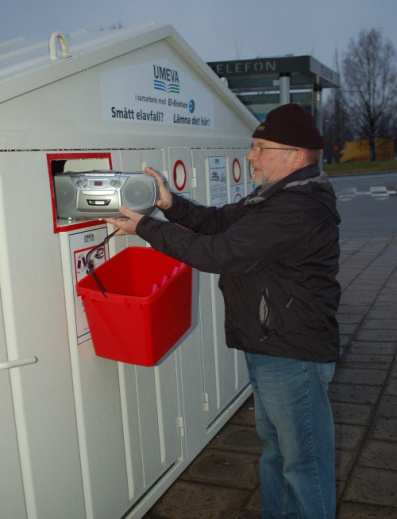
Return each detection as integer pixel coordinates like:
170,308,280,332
245,163,322,205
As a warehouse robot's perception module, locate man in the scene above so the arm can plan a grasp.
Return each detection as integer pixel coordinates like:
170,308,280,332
107,103,341,519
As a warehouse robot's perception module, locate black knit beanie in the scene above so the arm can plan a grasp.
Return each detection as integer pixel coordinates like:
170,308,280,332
252,103,323,149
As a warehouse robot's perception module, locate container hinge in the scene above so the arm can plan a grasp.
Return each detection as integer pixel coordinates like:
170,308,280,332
176,416,185,461
202,392,210,412
191,167,197,189
176,416,185,438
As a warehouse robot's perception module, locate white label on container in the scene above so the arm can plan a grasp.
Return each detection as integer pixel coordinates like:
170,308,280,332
208,157,227,207
68,227,109,343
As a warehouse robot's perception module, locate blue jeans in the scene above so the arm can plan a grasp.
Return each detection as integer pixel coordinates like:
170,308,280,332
245,353,336,519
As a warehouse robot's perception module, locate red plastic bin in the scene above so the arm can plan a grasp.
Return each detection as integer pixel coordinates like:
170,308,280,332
77,247,192,366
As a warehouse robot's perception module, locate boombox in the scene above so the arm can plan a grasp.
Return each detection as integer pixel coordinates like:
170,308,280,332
54,171,159,220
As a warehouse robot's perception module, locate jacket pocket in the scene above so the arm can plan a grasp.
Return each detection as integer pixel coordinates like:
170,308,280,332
258,285,295,339
258,288,271,336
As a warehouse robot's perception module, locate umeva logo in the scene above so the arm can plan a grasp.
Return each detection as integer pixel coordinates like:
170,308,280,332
153,65,180,94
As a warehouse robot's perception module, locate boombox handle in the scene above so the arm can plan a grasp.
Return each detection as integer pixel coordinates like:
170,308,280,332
85,229,119,297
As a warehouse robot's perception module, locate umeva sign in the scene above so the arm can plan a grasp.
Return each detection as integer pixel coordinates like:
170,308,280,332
101,62,214,128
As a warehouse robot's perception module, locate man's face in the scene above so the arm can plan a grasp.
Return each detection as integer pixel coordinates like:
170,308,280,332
246,138,299,185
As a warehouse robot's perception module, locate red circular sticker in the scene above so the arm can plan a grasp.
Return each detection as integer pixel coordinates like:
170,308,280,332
173,160,187,191
232,158,241,183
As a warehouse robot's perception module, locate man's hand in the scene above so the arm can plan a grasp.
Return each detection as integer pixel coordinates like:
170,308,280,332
144,167,173,210
106,207,143,235
105,167,171,235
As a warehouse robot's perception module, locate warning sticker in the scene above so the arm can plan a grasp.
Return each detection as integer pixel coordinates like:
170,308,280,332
68,228,109,343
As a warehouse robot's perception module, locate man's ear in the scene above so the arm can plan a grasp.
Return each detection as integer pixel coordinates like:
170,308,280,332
293,148,305,166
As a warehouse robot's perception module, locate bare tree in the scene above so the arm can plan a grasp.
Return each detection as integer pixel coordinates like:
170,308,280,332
323,50,352,163
342,29,397,161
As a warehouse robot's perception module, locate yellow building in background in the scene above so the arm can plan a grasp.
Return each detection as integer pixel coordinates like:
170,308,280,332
341,138,394,162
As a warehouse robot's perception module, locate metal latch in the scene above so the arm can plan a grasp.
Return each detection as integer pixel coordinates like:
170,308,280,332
176,416,185,437
202,392,210,412
191,167,198,189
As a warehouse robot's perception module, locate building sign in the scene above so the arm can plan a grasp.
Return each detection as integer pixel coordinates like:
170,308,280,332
209,59,278,76
101,62,214,128
208,56,339,88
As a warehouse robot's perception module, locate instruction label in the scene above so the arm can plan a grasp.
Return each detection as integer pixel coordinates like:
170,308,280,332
208,157,228,207
68,228,109,343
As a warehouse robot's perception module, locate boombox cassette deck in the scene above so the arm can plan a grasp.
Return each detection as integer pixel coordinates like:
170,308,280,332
54,170,159,220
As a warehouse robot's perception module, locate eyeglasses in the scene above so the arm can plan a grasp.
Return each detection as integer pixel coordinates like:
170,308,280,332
249,144,299,153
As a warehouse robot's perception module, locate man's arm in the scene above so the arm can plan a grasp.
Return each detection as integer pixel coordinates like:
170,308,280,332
163,193,246,235
136,204,302,274
142,167,246,234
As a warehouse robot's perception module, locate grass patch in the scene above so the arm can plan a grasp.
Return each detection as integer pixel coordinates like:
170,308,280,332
324,160,397,176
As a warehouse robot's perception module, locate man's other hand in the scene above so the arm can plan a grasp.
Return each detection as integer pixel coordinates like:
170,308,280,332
106,207,143,235
144,167,173,210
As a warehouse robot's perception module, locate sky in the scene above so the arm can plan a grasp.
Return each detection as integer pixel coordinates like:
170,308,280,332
1,0,397,72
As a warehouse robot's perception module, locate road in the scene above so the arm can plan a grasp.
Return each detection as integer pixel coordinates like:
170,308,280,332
330,172,397,240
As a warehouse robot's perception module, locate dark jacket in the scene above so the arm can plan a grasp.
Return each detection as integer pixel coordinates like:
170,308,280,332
137,164,341,362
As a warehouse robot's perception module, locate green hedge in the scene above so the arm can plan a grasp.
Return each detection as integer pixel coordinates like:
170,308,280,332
324,160,397,176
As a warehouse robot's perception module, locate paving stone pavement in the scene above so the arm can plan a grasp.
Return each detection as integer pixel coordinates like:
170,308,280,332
145,237,397,519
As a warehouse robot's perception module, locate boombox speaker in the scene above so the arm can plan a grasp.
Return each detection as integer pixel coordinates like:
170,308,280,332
54,170,159,220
